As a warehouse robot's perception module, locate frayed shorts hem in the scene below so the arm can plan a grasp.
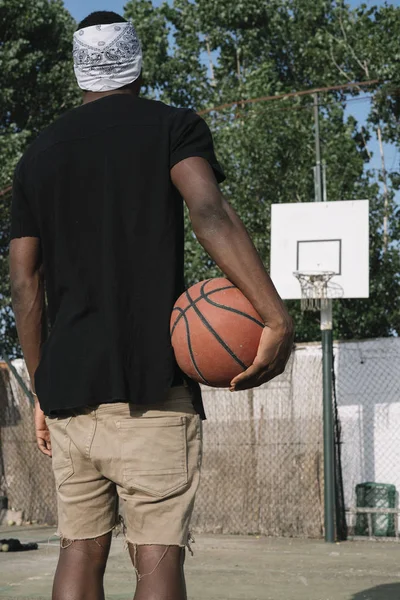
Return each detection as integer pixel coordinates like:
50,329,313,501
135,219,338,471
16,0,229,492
125,540,185,547
124,532,195,556
56,522,119,548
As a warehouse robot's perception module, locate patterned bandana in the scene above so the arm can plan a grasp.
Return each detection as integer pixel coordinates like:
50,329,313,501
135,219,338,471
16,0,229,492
73,22,142,92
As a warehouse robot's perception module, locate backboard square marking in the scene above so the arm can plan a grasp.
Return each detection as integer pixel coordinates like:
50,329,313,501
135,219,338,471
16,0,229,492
297,239,342,275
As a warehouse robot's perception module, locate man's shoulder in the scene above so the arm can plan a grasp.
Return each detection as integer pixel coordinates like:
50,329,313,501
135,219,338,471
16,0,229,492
17,111,72,172
137,97,196,121
16,97,199,175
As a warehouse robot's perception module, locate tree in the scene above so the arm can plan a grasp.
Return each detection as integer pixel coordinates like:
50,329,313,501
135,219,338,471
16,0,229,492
0,0,80,356
125,0,400,341
1,0,399,355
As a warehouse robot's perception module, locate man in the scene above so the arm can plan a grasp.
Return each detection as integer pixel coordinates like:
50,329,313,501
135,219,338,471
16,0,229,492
9,10,293,600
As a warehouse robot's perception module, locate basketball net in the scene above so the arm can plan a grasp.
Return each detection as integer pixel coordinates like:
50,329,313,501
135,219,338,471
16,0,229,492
293,271,336,312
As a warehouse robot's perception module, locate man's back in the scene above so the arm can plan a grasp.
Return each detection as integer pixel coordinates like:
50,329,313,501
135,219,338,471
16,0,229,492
9,12,293,600
12,94,222,415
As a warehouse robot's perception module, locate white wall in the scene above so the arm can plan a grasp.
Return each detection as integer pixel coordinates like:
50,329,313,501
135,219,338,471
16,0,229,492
335,338,400,510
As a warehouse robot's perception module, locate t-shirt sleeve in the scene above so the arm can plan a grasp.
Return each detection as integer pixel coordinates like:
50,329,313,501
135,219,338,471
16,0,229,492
170,109,226,183
10,167,40,240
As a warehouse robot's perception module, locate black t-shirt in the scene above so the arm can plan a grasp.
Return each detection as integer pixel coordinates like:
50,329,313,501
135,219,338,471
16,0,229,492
10,94,225,417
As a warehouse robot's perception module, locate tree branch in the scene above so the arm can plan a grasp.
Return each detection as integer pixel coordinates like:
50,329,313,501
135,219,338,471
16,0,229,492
329,45,352,83
0,185,12,197
205,35,216,87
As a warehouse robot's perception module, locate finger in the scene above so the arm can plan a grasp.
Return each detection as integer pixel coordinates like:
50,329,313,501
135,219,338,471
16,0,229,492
37,438,52,457
234,366,286,390
46,439,52,456
230,364,263,391
232,376,262,392
230,360,287,391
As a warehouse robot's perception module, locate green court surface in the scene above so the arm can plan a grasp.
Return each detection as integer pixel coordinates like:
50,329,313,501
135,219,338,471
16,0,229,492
0,526,399,599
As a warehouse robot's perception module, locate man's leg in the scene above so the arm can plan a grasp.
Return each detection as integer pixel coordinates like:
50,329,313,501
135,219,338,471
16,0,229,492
52,532,112,600
129,544,187,600
95,389,202,600
47,410,119,600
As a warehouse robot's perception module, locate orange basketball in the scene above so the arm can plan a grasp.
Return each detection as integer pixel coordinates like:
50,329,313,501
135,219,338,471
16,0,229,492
170,278,263,388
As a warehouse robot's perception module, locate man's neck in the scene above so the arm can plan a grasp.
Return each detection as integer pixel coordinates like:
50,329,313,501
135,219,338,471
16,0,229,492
82,89,138,105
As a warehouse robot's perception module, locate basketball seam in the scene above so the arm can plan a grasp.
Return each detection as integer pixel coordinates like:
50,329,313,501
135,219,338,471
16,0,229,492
170,281,236,336
184,288,248,371
200,280,264,328
171,307,211,386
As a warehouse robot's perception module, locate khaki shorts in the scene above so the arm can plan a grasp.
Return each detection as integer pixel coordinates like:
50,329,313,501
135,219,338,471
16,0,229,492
46,386,202,548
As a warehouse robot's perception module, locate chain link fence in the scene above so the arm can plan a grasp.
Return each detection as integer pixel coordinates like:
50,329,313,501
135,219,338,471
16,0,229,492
335,338,400,540
0,338,399,538
0,360,56,526
192,346,325,537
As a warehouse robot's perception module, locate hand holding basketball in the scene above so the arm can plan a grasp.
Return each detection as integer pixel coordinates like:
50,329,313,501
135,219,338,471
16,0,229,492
171,278,294,389
229,319,294,391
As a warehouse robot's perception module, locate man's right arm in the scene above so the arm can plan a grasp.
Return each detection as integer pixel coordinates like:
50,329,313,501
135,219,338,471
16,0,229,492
171,156,294,391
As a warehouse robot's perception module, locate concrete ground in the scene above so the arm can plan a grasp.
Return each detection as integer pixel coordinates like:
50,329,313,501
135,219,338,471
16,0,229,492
0,526,399,600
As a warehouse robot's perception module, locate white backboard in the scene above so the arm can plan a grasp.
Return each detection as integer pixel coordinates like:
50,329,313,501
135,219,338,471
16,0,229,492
270,200,369,299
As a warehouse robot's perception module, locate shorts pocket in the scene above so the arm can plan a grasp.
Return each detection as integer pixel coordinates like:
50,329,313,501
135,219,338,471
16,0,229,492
116,416,188,498
47,417,74,489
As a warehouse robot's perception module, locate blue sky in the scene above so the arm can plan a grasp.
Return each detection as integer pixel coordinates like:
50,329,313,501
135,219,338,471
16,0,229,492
65,0,398,191
65,0,153,23
64,0,393,24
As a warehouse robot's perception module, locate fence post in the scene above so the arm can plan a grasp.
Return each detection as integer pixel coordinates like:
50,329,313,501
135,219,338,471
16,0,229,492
321,301,335,542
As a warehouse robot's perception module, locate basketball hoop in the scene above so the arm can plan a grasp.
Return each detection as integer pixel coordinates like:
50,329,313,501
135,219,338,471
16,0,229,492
293,271,343,312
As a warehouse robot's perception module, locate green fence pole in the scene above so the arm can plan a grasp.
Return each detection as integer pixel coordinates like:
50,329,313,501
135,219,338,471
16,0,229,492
321,301,335,542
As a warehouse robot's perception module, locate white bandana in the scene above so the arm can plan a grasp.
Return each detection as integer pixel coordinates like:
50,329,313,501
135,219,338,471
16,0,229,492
73,22,142,92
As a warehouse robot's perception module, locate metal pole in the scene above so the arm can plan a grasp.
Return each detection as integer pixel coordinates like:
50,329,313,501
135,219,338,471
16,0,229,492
322,161,328,202
314,92,335,541
313,93,323,203
321,301,335,542
377,126,389,252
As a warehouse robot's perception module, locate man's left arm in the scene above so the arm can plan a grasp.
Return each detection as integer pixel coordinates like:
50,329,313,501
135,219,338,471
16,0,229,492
9,237,51,456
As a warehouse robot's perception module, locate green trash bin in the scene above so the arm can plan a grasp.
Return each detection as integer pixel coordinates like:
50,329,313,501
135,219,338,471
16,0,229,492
355,482,396,537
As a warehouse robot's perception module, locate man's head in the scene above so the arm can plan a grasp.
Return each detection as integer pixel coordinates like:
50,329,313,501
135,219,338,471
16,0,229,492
77,11,127,31
73,11,142,95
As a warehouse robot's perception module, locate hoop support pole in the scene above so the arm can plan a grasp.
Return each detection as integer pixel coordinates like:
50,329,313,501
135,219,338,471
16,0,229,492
321,298,335,542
